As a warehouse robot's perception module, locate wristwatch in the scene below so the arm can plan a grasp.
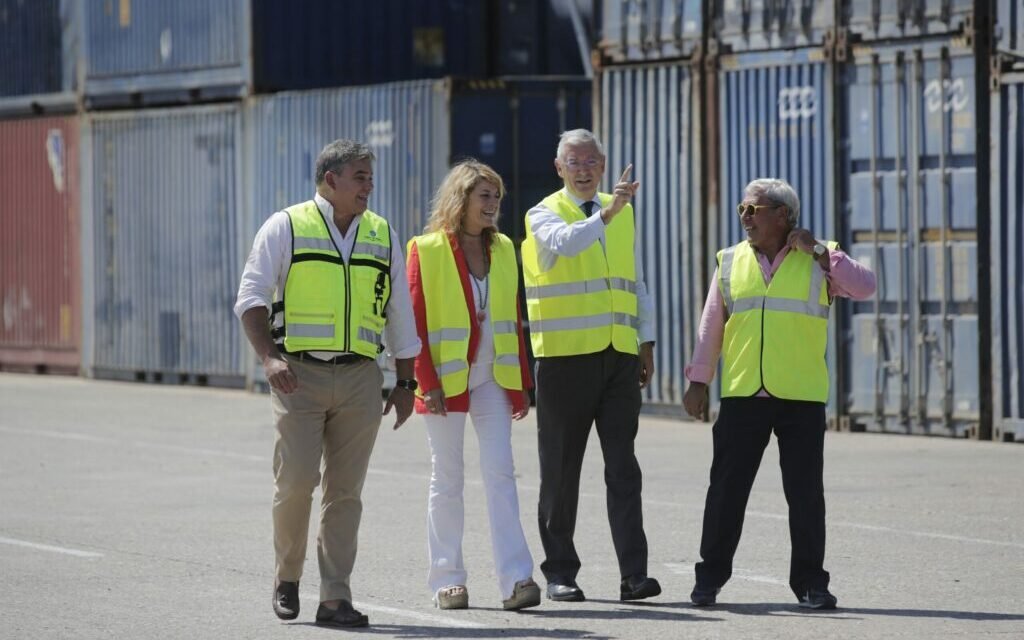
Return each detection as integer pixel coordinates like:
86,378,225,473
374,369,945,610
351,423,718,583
395,378,418,391
812,243,827,257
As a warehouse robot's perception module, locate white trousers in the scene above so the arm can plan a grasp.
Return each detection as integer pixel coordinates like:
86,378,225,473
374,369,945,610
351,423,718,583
423,376,534,599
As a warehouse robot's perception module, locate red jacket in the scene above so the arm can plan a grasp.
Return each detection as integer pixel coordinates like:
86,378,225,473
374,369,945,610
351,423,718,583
407,233,532,414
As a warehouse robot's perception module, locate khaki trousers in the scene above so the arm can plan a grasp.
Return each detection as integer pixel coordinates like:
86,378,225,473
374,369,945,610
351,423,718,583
271,355,383,603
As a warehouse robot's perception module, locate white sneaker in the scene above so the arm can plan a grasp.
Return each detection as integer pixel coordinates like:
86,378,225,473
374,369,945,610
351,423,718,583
434,585,469,610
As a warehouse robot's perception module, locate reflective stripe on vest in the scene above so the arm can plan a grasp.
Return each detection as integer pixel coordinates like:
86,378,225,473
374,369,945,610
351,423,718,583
280,201,391,359
412,231,524,397
521,190,639,357
718,240,837,402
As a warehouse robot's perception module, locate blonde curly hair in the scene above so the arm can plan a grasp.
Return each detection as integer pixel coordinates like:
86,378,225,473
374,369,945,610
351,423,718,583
424,159,505,244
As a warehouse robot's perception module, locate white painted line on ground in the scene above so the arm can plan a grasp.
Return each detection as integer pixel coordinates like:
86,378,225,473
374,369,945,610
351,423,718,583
8,425,1023,551
664,562,788,586
0,535,103,558
300,591,486,629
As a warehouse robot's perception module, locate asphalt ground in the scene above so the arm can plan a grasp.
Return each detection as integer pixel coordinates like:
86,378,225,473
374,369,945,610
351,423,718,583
1,372,1022,639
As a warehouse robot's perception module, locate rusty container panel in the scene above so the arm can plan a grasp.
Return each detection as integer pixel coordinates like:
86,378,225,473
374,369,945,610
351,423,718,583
0,115,81,372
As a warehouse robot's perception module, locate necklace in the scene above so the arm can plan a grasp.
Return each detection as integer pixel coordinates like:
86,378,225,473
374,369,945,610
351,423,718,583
470,250,490,323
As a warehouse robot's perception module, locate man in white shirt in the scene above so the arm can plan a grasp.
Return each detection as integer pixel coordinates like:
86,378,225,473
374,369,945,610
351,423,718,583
235,139,420,628
521,129,660,603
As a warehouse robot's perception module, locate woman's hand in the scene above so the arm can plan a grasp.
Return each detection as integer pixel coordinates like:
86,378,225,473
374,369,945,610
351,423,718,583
424,388,447,416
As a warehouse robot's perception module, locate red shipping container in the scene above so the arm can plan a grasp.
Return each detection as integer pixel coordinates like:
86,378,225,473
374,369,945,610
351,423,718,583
0,116,80,373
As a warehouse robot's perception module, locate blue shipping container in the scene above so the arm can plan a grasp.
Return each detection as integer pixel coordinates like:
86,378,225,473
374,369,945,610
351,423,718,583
990,70,1024,442
714,47,839,419
251,0,490,92
598,62,704,408
710,0,833,53
0,0,77,111
85,104,245,383
599,0,702,63
995,0,1024,57
837,40,979,437
83,0,248,105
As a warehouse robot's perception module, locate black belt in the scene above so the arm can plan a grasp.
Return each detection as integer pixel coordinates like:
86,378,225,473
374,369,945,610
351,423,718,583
290,352,372,366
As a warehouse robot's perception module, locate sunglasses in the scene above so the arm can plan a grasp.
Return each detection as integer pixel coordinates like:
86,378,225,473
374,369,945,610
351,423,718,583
736,203,781,217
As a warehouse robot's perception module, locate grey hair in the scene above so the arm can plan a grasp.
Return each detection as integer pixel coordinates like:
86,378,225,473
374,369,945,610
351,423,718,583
314,139,376,185
744,178,800,227
557,129,605,159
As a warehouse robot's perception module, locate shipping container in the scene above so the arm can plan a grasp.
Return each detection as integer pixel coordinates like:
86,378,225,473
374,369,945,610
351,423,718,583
83,0,248,107
0,116,81,373
836,40,979,437
839,0,973,43
251,0,490,93
495,0,594,76
598,0,702,63
597,61,704,408
0,0,78,115
243,77,591,387
713,47,840,419
710,0,833,53
990,69,1024,442
83,104,246,385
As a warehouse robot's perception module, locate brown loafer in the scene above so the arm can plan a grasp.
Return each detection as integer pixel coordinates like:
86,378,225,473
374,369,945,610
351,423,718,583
272,581,299,620
315,600,369,628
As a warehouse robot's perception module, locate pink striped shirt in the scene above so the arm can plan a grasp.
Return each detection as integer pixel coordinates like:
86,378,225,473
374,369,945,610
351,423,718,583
685,246,876,388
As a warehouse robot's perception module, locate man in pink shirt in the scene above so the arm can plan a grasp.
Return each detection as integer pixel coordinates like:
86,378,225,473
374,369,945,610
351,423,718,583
683,178,875,610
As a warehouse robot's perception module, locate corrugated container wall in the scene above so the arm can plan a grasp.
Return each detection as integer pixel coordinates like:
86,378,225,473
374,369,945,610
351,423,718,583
245,80,449,263
837,41,979,437
710,0,834,52
714,48,840,418
598,0,703,63
991,70,1024,442
598,62,703,408
86,105,244,384
0,116,80,372
0,0,78,112
251,0,488,92
995,0,1024,57
83,0,248,105
839,0,973,42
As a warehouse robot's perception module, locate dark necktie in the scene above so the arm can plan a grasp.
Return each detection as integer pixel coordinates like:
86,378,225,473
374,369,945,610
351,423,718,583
581,201,596,216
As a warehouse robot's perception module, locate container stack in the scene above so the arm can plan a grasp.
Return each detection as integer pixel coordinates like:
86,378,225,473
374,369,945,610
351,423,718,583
593,0,706,409
0,0,596,389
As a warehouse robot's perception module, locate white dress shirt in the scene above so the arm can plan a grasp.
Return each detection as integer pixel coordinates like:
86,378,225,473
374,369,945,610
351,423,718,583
525,188,656,344
234,193,421,360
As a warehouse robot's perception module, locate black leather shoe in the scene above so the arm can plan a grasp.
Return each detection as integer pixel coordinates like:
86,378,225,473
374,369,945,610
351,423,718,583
273,581,299,620
315,600,369,628
798,588,838,610
620,575,662,601
690,584,720,606
546,579,586,602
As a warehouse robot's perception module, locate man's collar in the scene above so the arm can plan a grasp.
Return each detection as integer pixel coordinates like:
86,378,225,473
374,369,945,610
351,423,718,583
562,188,599,208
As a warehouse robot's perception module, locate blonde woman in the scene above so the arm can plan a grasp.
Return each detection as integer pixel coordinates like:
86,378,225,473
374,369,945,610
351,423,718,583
403,160,540,611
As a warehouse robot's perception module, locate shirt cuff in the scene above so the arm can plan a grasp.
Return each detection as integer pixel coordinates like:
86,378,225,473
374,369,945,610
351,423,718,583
233,297,271,320
391,340,422,361
684,363,715,385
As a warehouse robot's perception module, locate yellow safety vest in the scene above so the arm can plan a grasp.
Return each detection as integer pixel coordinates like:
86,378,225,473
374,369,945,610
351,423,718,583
718,240,838,402
521,190,638,357
410,231,523,397
277,200,391,358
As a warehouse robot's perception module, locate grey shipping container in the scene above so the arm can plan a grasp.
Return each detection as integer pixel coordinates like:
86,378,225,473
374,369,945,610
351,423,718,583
598,0,703,63
83,104,246,385
83,0,249,107
839,0,974,43
990,69,1024,442
712,47,840,419
994,0,1024,57
243,77,592,387
597,61,704,409
0,0,78,115
710,0,834,53
837,40,980,437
